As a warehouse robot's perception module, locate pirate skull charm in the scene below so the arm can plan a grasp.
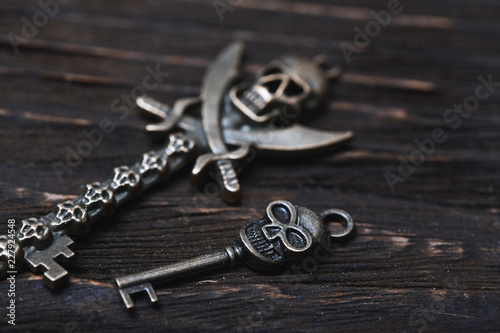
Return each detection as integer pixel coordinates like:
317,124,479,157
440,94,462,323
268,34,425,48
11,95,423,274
237,200,329,270
82,182,116,218
229,55,332,124
50,201,89,236
16,218,53,250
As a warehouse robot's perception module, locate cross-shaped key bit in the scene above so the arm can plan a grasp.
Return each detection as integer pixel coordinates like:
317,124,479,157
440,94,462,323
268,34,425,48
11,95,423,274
1,42,353,288
24,235,75,289
116,200,355,308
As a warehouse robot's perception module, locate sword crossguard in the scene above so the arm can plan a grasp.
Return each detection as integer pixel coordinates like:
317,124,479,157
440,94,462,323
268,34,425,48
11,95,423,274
137,96,202,136
136,95,255,203
191,143,253,203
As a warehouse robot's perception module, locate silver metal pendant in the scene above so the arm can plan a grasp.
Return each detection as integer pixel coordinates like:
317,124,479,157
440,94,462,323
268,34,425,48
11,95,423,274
0,42,353,289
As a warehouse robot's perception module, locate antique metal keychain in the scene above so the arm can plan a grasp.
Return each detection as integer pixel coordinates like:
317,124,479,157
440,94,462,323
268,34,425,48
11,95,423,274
116,200,354,308
0,42,353,289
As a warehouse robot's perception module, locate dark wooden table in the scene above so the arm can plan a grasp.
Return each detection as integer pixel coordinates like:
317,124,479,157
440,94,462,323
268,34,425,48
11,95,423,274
1,0,499,332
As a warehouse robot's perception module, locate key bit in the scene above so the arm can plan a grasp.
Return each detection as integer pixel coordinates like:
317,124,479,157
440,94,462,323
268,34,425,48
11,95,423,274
115,200,354,308
24,235,75,289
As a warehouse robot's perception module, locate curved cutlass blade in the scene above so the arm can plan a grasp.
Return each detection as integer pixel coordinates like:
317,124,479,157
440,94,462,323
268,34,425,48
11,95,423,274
194,42,246,203
223,126,353,156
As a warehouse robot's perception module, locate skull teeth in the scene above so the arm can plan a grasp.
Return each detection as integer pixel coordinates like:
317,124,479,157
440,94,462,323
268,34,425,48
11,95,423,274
241,90,266,114
246,221,281,261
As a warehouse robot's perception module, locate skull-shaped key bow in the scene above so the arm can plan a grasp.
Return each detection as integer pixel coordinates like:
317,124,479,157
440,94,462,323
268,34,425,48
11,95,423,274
116,200,355,308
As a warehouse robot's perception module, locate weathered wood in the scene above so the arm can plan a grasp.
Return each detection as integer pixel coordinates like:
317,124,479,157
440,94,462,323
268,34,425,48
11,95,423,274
0,0,499,331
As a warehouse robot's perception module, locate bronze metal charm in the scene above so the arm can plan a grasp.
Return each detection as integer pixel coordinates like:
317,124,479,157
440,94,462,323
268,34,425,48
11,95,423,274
139,42,352,203
116,200,354,308
0,42,353,289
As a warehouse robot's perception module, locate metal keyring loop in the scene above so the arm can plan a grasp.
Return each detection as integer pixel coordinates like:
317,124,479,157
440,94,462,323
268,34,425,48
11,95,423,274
319,209,354,240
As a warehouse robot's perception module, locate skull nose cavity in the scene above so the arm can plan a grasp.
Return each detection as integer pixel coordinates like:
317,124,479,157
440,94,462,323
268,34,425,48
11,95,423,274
263,226,281,238
271,203,291,224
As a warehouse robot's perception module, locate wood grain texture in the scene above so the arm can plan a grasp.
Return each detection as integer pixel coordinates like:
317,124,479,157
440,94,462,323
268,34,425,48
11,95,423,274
0,0,499,332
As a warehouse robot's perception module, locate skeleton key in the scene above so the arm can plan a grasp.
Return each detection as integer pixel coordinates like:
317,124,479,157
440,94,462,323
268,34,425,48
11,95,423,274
116,200,354,308
1,42,353,288
0,133,194,289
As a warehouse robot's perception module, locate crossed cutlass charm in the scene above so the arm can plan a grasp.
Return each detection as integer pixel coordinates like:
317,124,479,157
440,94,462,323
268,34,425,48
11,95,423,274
0,42,353,289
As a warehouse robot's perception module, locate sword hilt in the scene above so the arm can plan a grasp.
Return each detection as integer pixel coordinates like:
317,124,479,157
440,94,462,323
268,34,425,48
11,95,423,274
216,159,240,203
191,143,253,203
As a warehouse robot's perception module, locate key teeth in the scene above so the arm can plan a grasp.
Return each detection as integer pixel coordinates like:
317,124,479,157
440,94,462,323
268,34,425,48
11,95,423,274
118,282,158,309
146,284,159,303
119,289,135,309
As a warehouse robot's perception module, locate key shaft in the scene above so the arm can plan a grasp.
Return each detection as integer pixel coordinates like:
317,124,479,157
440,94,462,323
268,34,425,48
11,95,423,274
116,246,242,308
117,246,242,288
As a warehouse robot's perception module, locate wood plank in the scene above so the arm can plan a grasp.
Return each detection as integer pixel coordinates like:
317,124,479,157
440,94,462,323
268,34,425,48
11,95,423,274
0,0,498,331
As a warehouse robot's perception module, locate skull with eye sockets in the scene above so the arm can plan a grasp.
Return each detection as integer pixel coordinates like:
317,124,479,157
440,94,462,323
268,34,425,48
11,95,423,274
230,56,330,125
237,200,328,271
50,201,88,236
16,217,53,250
0,235,24,278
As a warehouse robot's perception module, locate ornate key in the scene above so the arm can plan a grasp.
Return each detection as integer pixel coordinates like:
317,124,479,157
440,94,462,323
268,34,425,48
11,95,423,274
4,133,194,289
1,42,353,288
116,200,354,308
